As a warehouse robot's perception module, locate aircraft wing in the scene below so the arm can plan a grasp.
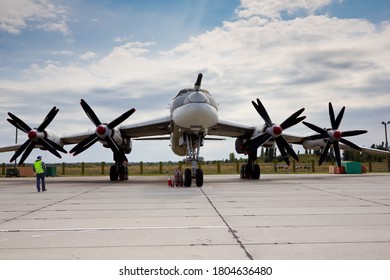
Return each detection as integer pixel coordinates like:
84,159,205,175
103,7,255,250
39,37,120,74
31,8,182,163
119,116,171,138
61,130,95,145
209,118,306,143
340,144,390,156
0,145,23,153
60,116,172,145
0,116,172,162
208,119,255,138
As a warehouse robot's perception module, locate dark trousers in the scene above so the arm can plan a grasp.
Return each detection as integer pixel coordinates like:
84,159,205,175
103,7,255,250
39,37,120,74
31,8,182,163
36,173,46,192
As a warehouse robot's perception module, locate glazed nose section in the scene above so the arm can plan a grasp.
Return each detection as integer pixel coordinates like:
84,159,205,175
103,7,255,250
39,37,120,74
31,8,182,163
188,91,208,103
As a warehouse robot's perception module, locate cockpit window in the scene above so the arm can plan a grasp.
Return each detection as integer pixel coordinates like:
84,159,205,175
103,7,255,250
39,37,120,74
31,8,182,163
171,88,216,111
175,88,210,98
175,88,193,98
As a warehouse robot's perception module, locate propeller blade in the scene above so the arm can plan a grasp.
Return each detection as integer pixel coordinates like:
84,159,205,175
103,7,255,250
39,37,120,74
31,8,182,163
18,141,36,166
7,107,66,163
70,134,99,156
43,138,67,154
334,141,342,167
280,108,305,130
334,106,345,130
38,138,62,158
247,99,306,164
243,133,272,152
341,130,367,137
305,103,367,166
10,140,31,163
329,102,337,130
339,138,362,151
74,101,136,159
107,108,136,129
319,141,332,166
105,135,127,162
275,138,290,166
80,99,102,126
7,118,29,134
303,121,327,135
281,116,306,131
278,136,299,162
252,99,273,126
7,113,32,133
37,106,59,131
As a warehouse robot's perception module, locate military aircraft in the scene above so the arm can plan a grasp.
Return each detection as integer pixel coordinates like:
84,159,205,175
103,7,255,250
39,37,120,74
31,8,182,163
1,73,388,186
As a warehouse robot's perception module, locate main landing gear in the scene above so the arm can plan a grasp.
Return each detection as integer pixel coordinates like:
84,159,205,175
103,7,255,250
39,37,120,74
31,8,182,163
240,151,261,180
110,160,129,181
183,133,204,187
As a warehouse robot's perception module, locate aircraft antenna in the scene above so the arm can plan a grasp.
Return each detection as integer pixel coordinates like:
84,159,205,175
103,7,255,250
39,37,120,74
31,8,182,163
194,73,203,91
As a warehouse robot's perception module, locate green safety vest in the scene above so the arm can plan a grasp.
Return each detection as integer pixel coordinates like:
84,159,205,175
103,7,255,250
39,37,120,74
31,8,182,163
33,160,45,174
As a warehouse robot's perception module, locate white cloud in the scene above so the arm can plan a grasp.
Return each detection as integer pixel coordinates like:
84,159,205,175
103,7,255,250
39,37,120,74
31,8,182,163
113,36,134,43
0,0,389,163
79,51,97,61
0,0,69,34
50,50,74,56
237,0,335,19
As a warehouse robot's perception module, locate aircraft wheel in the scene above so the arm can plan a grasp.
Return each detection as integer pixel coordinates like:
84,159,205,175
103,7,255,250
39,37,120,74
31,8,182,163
245,163,253,179
252,164,260,180
184,168,192,187
195,168,203,187
240,164,246,179
118,165,125,181
110,165,118,181
124,166,129,180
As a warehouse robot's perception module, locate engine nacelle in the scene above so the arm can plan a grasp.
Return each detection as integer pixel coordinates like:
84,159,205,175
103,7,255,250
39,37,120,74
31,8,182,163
40,129,64,150
235,125,271,154
124,138,132,154
251,125,267,139
235,138,246,154
302,139,327,150
101,127,132,153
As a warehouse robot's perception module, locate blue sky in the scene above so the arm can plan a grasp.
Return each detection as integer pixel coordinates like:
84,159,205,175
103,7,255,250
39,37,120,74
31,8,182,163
0,0,389,164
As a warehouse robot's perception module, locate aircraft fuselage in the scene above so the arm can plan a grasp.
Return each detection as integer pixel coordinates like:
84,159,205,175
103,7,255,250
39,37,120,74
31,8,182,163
170,88,218,156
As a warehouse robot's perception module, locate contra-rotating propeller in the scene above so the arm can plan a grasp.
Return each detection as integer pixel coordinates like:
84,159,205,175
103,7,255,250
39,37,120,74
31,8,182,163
69,99,136,162
243,98,306,166
7,106,67,165
303,102,367,167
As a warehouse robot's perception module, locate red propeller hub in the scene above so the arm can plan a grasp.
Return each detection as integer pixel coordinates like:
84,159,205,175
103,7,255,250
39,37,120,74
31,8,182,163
273,125,283,136
334,130,342,140
28,130,37,140
96,125,106,136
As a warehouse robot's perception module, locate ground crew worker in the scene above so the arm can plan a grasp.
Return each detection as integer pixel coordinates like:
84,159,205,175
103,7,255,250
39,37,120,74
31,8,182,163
33,156,46,192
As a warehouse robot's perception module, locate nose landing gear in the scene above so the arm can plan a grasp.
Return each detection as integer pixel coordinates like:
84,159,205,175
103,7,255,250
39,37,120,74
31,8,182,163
183,133,204,187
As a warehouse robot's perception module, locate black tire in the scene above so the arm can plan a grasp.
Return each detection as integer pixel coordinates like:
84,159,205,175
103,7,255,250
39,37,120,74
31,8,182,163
240,164,246,179
252,164,260,180
119,165,125,181
125,166,129,180
110,165,118,181
195,168,203,187
184,168,192,187
245,163,253,179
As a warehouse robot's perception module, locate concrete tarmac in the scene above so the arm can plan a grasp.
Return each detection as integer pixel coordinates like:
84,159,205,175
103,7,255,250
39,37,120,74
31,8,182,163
0,173,389,260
